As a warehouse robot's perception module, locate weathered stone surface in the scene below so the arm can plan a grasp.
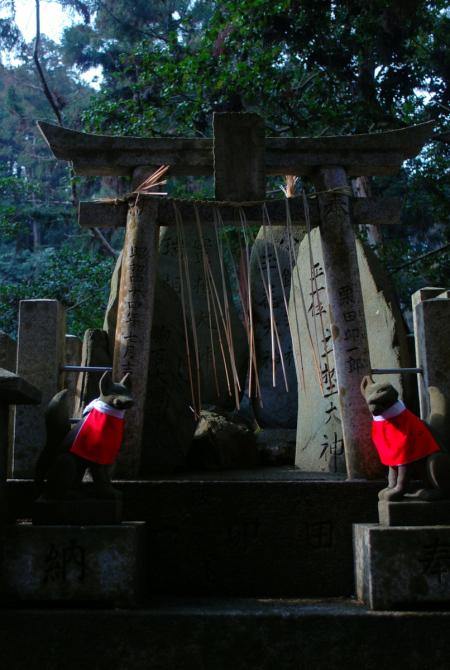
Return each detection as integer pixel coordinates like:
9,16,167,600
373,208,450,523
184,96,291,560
3,599,450,670
104,257,197,474
74,329,111,416
39,119,435,177
213,112,266,201
379,500,450,527
32,497,123,525
188,410,258,470
255,428,296,465
355,523,450,609
140,279,197,474
64,334,82,416
0,521,145,606
250,224,305,427
113,199,159,477
13,300,65,478
103,250,123,355
413,290,450,450
158,221,247,409
7,475,382,596
289,227,411,475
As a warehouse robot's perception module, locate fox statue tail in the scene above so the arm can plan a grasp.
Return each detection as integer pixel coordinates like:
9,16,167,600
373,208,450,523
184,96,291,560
34,389,71,490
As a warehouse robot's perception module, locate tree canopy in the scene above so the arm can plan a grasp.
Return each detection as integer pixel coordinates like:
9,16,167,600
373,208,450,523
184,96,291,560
0,0,448,336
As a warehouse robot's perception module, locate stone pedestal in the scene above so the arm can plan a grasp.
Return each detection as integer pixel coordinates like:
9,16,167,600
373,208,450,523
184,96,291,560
379,500,450,527
0,521,145,606
32,497,123,525
354,523,450,610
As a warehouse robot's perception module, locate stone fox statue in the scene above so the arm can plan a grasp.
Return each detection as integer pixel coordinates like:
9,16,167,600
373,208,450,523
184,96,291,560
361,375,450,502
35,372,133,500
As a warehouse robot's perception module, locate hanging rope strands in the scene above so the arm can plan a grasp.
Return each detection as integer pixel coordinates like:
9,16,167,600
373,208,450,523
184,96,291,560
174,202,202,420
243,206,289,396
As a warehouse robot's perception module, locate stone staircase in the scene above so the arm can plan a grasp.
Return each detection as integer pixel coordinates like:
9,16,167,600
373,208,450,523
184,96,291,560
3,469,450,669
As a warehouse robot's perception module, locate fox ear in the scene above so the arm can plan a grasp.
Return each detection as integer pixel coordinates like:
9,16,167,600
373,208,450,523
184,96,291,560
120,373,132,390
100,370,113,396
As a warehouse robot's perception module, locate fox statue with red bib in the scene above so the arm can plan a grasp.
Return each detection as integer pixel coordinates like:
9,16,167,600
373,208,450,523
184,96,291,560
361,375,450,501
35,371,133,500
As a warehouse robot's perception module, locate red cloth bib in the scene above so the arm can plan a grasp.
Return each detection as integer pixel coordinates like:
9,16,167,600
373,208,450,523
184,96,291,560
371,407,440,466
70,404,124,465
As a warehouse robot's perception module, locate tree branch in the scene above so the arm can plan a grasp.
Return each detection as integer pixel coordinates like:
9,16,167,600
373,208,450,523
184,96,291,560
33,0,63,125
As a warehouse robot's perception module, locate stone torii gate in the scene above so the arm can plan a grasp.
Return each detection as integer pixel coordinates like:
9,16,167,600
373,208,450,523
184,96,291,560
38,114,434,479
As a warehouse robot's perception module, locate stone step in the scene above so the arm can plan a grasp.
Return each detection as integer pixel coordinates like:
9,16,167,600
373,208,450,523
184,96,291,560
6,469,382,598
1,598,450,670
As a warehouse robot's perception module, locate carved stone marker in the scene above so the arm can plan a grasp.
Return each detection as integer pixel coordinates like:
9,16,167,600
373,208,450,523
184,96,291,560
0,521,145,606
104,252,197,473
250,224,305,427
13,300,65,478
289,227,410,475
113,198,159,477
354,523,450,610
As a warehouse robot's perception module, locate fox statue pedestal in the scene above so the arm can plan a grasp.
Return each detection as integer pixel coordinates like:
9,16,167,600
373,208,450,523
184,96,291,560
0,521,145,607
354,503,450,610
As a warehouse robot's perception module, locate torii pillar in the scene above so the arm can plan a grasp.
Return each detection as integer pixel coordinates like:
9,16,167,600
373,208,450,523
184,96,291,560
38,115,434,478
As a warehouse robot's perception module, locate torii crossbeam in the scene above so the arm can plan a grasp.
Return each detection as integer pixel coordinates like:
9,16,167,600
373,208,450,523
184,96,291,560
38,114,435,479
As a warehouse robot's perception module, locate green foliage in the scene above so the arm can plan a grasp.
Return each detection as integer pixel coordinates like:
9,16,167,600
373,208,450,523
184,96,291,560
0,242,114,338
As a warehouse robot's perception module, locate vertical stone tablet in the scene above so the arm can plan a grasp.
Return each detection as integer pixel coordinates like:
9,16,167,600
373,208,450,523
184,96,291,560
13,300,65,478
314,168,379,479
214,112,266,201
113,198,159,477
290,226,409,476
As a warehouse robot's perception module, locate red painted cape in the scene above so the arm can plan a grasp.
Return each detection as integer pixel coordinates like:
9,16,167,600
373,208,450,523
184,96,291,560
70,401,124,465
371,405,440,466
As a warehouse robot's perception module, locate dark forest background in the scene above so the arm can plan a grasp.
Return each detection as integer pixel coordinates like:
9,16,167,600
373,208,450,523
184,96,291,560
0,0,448,337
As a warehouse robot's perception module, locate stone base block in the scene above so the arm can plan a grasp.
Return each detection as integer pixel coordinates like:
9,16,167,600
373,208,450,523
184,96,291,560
354,523,450,610
0,522,145,606
379,500,450,527
32,497,123,525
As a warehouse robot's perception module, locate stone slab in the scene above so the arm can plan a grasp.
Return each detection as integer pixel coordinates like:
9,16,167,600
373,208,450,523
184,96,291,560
0,521,145,606
354,523,450,609
2,599,450,670
13,300,66,477
379,500,450,527
32,497,123,525
7,476,381,597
